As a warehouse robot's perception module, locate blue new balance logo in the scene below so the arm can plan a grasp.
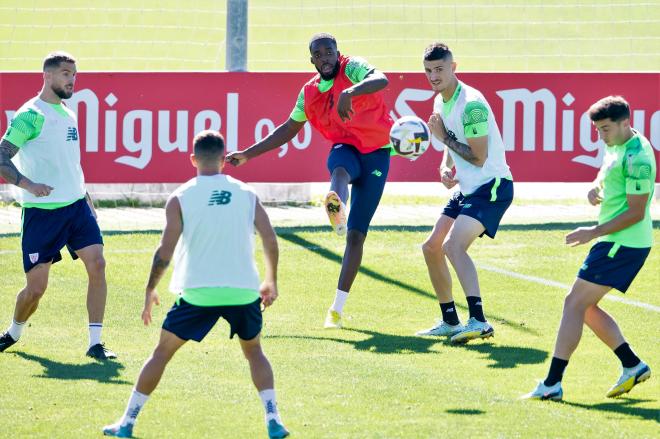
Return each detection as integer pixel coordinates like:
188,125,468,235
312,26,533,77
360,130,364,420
66,127,78,141
208,190,232,206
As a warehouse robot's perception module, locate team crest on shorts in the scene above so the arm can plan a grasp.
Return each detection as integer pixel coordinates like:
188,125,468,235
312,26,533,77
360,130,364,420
29,253,39,264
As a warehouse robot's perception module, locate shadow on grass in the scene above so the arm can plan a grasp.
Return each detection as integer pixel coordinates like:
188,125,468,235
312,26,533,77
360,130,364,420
448,340,548,369
268,331,437,354
445,408,486,415
14,352,130,384
561,398,659,423
268,328,547,368
278,232,537,335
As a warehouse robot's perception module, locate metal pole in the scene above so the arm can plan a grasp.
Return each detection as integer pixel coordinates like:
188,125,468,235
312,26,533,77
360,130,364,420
226,0,248,72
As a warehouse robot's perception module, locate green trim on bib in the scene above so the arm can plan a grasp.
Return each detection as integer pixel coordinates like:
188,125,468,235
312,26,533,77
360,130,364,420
22,197,83,209
49,103,70,118
182,286,260,307
442,83,462,118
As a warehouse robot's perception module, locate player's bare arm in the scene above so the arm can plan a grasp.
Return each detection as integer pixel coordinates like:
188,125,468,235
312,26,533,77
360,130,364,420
337,70,389,122
428,113,486,166
0,139,23,186
226,118,306,166
438,144,457,188
143,196,183,324
0,139,53,196
254,197,279,307
566,193,648,246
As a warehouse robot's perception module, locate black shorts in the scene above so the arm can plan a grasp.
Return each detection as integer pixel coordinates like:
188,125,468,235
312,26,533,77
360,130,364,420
578,242,651,293
162,298,263,341
326,144,390,235
442,177,514,238
21,197,103,272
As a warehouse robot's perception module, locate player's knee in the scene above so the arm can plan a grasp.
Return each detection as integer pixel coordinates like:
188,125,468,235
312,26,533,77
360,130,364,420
23,283,47,302
86,255,106,276
422,239,443,257
241,342,264,361
346,230,365,247
441,238,463,259
563,292,587,312
151,345,176,364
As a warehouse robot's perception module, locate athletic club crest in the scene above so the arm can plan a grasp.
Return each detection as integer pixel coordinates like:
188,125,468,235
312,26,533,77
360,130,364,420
29,253,39,263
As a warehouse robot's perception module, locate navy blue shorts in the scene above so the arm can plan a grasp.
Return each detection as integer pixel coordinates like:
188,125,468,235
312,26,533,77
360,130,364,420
21,197,103,272
327,144,390,235
578,242,651,293
162,298,263,342
442,177,514,238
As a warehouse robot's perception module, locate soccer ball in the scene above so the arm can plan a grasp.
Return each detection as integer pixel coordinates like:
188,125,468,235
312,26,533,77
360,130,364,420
389,115,431,159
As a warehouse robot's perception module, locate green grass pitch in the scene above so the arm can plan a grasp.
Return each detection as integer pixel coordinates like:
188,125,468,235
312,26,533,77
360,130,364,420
0,226,658,438
1,0,658,71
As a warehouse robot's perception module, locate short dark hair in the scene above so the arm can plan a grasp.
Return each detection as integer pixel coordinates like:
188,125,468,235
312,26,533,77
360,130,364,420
588,96,630,122
424,42,452,62
309,33,337,51
43,51,76,71
193,130,225,161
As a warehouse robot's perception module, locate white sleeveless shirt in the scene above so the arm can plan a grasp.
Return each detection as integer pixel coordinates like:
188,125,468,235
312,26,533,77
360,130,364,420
434,82,512,195
169,174,261,293
13,97,86,205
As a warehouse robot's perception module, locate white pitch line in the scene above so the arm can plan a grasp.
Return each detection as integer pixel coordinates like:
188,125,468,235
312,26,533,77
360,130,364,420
479,264,660,313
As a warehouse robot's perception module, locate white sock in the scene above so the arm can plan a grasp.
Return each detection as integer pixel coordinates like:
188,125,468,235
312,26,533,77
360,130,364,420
120,389,150,426
331,289,349,314
7,319,25,341
259,389,281,423
89,323,102,348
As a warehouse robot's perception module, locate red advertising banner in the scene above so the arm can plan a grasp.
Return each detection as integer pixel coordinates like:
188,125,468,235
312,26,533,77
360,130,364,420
1,72,658,183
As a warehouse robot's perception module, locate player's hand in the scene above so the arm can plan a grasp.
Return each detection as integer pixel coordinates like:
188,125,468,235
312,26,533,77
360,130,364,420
337,90,355,122
428,113,447,141
259,281,278,308
587,187,602,206
26,182,54,197
439,166,458,189
226,151,248,167
565,226,598,247
141,288,161,326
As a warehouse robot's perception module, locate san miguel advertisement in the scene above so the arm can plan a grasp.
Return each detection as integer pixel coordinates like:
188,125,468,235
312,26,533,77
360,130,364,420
1,72,658,183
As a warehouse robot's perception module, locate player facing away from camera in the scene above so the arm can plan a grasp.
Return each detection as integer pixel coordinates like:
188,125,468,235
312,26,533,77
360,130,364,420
523,96,655,401
416,43,514,343
226,33,394,329
0,52,115,360
103,131,289,439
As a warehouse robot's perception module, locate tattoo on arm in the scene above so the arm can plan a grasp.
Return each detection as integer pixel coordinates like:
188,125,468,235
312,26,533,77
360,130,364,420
146,250,170,290
0,140,24,186
443,136,479,164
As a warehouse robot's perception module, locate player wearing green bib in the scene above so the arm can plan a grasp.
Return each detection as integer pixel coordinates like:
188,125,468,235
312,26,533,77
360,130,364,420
0,52,115,360
524,96,655,401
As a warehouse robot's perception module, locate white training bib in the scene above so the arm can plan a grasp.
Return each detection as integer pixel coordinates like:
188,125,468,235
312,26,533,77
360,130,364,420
434,82,512,195
12,97,86,205
169,174,261,293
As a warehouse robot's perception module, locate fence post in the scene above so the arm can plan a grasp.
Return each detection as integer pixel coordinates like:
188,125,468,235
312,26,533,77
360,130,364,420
226,0,248,71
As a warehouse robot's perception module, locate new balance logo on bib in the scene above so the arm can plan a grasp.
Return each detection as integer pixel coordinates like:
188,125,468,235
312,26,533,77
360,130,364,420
66,127,78,141
208,190,232,206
